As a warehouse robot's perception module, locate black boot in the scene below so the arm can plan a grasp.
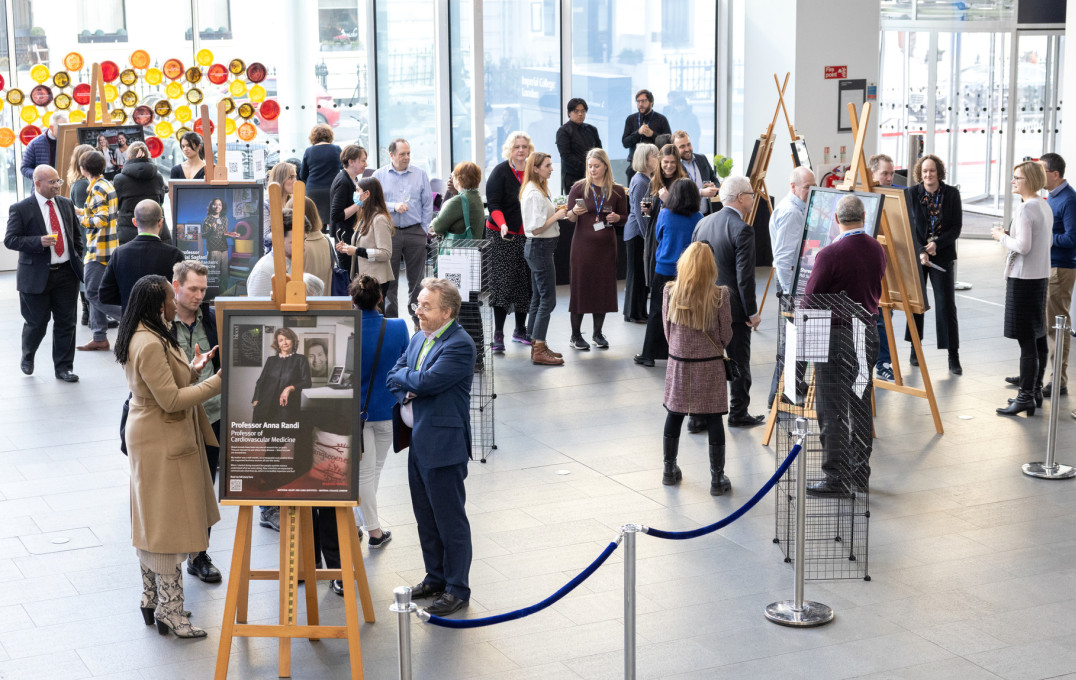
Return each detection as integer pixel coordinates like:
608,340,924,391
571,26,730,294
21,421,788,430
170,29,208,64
948,350,962,375
1035,348,1048,406
998,357,1037,417
708,444,731,496
661,436,682,486
80,292,90,326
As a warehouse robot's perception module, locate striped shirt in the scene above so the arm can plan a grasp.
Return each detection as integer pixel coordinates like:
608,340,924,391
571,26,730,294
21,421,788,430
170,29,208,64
81,177,119,265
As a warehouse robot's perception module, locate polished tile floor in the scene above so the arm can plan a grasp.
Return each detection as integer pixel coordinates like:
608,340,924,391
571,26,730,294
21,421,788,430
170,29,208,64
2,238,1076,679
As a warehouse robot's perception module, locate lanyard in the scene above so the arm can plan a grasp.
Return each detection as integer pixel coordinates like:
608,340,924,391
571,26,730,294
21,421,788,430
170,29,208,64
637,110,653,129
834,228,866,242
591,185,605,215
927,187,942,236
416,322,451,369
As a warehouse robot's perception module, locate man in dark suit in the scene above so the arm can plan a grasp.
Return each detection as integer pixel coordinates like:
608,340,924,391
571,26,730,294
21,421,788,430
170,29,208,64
692,175,763,427
4,165,84,382
99,200,184,311
673,130,720,215
387,277,476,618
556,98,602,195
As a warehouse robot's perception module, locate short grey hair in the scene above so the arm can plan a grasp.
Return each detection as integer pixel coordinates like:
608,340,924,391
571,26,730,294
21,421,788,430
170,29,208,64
420,277,462,318
303,273,325,296
132,199,162,229
719,175,752,203
835,195,865,225
789,166,815,187
868,154,894,173
632,143,658,174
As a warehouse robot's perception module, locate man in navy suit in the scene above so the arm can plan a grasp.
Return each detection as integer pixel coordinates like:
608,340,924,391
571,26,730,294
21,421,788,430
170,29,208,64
387,277,476,617
4,165,84,382
99,200,184,311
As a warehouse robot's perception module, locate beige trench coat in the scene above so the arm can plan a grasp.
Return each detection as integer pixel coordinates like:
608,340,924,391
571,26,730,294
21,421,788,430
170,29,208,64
124,324,222,555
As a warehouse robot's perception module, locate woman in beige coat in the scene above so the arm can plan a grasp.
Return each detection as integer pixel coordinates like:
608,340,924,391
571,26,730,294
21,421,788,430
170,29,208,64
115,275,221,638
300,195,333,292
336,176,394,303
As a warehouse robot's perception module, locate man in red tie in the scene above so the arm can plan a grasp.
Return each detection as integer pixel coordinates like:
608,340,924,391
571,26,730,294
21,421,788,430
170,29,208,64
4,165,84,381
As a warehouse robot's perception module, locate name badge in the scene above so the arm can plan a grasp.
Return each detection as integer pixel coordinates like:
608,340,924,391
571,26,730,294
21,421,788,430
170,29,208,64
593,221,605,231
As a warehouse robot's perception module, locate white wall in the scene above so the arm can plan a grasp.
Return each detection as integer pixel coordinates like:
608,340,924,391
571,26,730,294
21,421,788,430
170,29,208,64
1064,0,1076,165
743,0,797,188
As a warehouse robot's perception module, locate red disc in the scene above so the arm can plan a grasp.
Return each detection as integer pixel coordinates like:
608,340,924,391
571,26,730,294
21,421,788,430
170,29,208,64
258,99,280,121
30,85,52,107
72,83,91,105
145,136,164,158
100,60,120,82
19,125,42,146
192,118,215,135
132,105,154,126
0,73,5,90
207,63,228,85
246,62,267,83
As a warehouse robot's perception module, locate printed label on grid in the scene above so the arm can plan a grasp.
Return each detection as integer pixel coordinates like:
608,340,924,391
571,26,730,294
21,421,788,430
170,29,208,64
445,272,463,288
230,479,242,492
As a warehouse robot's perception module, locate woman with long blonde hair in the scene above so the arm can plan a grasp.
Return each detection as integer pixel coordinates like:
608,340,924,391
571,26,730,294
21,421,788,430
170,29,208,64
661,241,734,495
565,148,627,350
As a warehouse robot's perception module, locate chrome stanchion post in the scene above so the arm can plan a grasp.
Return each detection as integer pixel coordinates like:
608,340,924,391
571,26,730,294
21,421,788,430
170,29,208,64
765,417,835,627
1024,315,1076,480
390,586,418,680
621,524,641,680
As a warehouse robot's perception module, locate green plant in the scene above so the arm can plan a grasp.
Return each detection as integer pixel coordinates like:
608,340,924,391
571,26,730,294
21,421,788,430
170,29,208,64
713,154,734,179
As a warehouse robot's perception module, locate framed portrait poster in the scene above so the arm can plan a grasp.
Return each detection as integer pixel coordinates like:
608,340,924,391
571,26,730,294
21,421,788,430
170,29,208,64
790,187,884,298
220,308,362,503
169,180,264,299
76,125,145,176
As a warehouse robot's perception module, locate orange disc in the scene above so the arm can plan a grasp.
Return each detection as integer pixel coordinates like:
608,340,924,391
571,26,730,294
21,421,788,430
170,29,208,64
237,122,257,141
162,59,184,81
130,49,151,70
0,127,14,148
63,52,84,71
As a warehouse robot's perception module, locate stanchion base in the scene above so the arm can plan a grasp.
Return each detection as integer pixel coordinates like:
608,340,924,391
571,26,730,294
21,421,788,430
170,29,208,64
1022,462,1076,479
764,600,835,627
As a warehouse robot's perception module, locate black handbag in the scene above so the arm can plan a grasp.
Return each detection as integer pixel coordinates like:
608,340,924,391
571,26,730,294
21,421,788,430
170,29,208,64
329,238,352,296
704,331,741,382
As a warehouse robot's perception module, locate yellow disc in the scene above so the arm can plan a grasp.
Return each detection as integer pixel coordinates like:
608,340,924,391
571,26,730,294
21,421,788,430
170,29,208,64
68,110,86,124
224,118,236,135
174,126,191,142
196,48,214,67
249,84,266,103
103,84,119,102
229,80,247,97
29,64,49,84
166,81,184,99
20,107,38,123
0,99,5,113
54,93,71,110
40,110,51,127
155,121,173,138
175,105,192,122
145,68,163,86
110,109,127,124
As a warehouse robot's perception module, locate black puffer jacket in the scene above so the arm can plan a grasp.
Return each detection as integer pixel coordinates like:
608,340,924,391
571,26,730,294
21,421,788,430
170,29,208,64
114,157,170,244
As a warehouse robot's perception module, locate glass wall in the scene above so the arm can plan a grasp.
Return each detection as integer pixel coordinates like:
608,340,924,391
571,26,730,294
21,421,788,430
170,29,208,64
448,0,474,166
313,0,370,153
374,0,435,173
569,0,717,184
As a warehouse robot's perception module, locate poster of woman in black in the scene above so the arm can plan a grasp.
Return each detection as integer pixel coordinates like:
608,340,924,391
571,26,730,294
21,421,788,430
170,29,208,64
202,198,239,291
251,327,311,453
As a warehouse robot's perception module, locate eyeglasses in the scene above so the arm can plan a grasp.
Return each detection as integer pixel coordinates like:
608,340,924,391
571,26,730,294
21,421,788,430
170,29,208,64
739,191,755,198
42,179,64,187
1011,175,1024,182
410,302,442,314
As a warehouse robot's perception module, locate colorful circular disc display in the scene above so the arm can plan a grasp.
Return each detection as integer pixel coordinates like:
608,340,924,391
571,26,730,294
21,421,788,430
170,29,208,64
228,58,246,75
162,59,184,81
52,72,70,89
196,49,214,67
30,64,49,84
0,128,14,148
119,68,137,86
165,82,184,99
19,125,41,145
153,100,172,117
29,85,52,107
145,136,164,158
224,118,237,135
258,99,280,121
20,107,38,123
229,80,247,97
110,110,127,124
249,84,266,103
6,89,24,105
185,67,202,84
220,97,235,114
132,105,154,126
246,62,267,83
144,68,163,86
64,52,84,71
103,84,119,102
100,61,120,82
192,118,214,135
68,110,86,124
40,111,51,127
120,90,138,108
185,88,203,104
72,83,90,105
237,122,257,141
0,74,5,90
175,105,192,122
130,49,151,70
174,126,191,142
237,102,255,119
54,93,72,110
207,64,228,85
154,121,173,138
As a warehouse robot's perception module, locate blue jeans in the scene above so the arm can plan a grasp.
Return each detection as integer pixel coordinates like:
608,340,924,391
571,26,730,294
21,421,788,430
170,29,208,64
876,312,891,367
524,236,558,341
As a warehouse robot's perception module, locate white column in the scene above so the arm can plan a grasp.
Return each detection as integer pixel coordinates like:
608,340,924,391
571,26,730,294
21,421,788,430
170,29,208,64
278,0,319,159
1063,0,1076,164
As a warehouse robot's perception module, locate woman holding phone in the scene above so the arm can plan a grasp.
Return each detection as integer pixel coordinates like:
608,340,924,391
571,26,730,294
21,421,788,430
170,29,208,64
520,151,568,365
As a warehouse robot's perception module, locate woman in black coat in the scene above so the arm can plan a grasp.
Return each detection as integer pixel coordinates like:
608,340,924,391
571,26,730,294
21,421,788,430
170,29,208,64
252,328,312,431
328,144,368,274
114,142,169,244
299,124,343,228
904,154,963,374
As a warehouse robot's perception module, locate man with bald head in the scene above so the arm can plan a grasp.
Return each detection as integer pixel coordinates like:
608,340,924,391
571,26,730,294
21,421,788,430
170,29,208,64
99,199,184,310
4,165,83,381
20,114,67,187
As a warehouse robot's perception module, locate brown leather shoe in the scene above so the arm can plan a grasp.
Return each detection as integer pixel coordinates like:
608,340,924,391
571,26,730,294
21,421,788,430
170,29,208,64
531,341,564,366
77,339,110,351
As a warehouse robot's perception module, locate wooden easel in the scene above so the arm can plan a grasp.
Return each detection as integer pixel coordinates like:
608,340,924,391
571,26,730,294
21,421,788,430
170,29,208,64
201,101,230,184
214,186,375,680
57,62,114,197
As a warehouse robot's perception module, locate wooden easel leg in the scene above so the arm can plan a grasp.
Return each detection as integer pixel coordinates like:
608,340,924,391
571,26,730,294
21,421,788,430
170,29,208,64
278,506,298,678
215,505,252,680
339,507,375,623
236,511,253,624
335,507,365,679
298,507,320,636
907,315,944,434
762,369,783,447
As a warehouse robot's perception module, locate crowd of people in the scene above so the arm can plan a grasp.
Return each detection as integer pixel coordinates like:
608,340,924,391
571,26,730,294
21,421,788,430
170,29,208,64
8,87,1075,628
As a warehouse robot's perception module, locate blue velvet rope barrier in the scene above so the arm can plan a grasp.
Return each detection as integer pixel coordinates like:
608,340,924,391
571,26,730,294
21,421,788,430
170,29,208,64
424,539,620,629
645,443,801,540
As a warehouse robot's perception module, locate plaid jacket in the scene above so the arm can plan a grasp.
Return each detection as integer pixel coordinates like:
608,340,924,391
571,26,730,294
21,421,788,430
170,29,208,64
81,178,118,264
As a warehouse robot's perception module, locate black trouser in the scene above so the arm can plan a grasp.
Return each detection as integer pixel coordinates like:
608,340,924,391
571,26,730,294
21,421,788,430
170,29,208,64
312,507,340,569
623,235,648,321
727,322,753,418
907,260,959,351
817,323,879,485
20,265,79,373
1016,334,1049,391
664,412,725,446
640,272,672,360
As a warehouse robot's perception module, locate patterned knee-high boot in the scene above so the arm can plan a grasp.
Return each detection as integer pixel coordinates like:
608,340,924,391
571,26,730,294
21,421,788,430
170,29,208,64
155,564,206,638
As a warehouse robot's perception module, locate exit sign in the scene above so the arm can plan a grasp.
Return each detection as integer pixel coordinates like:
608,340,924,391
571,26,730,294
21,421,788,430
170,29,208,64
824,66,848,79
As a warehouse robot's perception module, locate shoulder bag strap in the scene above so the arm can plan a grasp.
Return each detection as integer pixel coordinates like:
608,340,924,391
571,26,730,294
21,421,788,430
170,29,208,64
361,318,387,421
460,192,471,235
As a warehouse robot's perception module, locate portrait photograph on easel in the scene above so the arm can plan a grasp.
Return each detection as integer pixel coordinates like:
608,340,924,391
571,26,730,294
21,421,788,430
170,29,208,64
790,187,885,297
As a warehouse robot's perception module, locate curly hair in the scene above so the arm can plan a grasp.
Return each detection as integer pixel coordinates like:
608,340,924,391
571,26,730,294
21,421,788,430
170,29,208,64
912,154,946,184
